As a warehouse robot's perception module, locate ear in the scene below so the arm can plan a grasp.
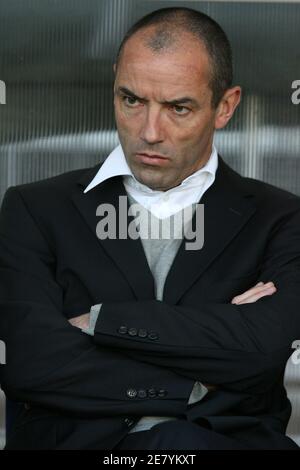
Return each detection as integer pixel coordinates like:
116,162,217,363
113,63,117,74
214,86,242,130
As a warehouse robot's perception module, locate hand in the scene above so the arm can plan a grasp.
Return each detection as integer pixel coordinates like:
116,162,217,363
203,281,277,392
231,281,277,305
68,313,90,329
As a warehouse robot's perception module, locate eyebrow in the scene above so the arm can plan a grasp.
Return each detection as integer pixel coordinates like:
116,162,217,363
116,86,199,107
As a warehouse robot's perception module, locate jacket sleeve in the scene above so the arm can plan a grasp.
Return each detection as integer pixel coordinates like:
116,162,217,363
0,186,195,417
92,203,300,394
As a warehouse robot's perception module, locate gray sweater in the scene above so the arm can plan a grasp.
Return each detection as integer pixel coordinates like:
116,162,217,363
84,193,208,433
127,194,208,433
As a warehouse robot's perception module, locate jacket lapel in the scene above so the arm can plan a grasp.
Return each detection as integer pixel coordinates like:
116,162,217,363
163,157,257,304
71,165,155,300
71,156,257,305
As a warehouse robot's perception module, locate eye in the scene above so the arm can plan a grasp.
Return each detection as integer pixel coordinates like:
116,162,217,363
122,95,139,107
172,105,190,116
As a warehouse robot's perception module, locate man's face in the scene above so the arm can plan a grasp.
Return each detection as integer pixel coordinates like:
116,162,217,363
113,32,230,191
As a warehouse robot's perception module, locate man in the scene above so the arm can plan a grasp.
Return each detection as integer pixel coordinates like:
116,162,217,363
0,6,299,450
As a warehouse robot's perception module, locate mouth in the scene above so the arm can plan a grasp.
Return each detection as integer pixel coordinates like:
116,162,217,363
136,153,169,166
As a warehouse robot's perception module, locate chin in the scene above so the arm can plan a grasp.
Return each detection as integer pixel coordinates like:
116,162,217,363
133,169,161,188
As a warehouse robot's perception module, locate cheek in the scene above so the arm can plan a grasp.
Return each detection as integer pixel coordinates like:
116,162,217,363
174,117,213,147
168,114,207,140
115,110,136,137
170,125,202,148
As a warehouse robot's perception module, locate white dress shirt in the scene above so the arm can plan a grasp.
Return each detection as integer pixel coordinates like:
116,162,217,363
84,143,218,217
83,143,219,433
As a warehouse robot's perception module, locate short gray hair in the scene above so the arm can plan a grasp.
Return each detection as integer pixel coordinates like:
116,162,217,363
115,7,233,109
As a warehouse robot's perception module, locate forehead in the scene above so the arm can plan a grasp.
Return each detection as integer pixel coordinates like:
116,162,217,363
116,32,211,98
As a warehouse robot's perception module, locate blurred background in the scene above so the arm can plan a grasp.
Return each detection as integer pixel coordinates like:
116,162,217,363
0,0,299,449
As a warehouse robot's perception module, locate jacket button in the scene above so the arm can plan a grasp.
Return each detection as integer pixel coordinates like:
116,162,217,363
148,388,157,398
126,388,137,398
148,331,159,340
138,329,148,338
137,389,147,398
128,327,138,336
118,326,128,334
158,389,168,398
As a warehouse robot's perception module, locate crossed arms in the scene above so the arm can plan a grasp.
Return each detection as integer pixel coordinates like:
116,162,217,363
69,281,278,392
1,186,300,417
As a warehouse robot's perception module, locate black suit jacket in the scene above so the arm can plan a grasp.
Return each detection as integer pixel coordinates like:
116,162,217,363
0,155,300,450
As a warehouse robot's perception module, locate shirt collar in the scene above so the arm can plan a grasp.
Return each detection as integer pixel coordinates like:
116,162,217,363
83,144,132,193
84,143,218,194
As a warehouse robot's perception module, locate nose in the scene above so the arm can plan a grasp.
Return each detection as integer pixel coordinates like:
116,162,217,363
140,106,164,145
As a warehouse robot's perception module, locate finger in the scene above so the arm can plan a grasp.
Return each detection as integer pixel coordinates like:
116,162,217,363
233,285,277,304
231,282,275,304
231,281,275,304
236,287,277,304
